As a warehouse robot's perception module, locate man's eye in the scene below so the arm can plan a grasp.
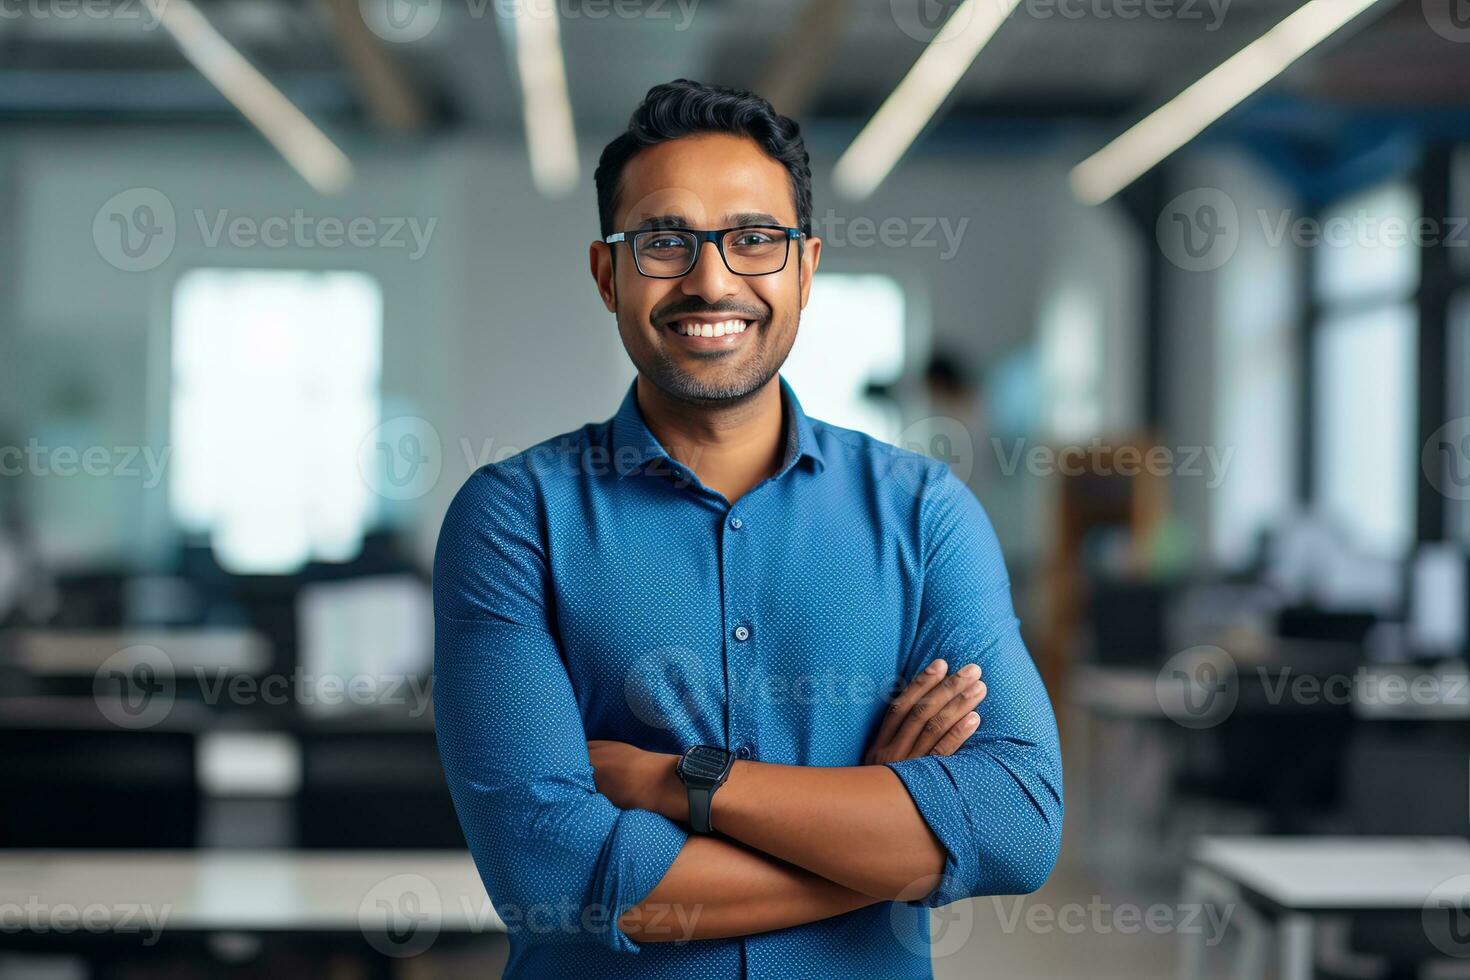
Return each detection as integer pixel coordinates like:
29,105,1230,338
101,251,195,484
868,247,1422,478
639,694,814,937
645,236,690,252
732,232,777,247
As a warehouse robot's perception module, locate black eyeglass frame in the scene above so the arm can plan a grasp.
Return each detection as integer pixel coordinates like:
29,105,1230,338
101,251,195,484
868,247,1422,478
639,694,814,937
604,225,805,279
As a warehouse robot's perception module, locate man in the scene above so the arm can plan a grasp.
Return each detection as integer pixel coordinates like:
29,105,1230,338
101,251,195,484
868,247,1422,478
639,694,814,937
433,79,1062,979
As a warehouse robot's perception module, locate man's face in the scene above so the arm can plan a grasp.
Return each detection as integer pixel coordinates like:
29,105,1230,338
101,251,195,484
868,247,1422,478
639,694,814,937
590,132,822,404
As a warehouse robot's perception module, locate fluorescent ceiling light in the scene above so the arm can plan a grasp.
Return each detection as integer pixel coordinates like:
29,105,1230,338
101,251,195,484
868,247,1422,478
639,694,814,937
146,0,354,195
1070,0,1387,205
509,0,579,196
833,0,1022,200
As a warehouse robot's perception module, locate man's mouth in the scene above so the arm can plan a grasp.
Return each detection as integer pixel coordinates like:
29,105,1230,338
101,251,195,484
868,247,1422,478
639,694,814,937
664,316,755,338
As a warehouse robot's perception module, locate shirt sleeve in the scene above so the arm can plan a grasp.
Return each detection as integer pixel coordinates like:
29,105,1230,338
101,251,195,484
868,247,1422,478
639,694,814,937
432,462,689,953
884,465,1064,905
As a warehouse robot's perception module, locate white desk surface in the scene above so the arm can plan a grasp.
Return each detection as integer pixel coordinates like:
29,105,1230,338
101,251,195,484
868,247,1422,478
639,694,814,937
1194,836,1470,910
0,851,504,933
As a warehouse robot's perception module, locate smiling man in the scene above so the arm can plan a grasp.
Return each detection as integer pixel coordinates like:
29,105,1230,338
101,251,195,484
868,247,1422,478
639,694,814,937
433,79,1063,979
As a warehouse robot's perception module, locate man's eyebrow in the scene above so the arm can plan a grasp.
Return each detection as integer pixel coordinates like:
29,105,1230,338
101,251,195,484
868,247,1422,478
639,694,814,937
726,211,781,226
631,214,690,230
628,211,785,231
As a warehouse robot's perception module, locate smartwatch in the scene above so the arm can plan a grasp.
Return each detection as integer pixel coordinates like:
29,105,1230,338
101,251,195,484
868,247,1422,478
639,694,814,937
675,744,735,834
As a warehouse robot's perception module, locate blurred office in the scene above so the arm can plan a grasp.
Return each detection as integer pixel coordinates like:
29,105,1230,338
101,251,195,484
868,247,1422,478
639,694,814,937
2,0,1470,977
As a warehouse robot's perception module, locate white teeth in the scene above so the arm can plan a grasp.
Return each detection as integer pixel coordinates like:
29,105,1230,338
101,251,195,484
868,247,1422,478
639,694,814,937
675,319,749,337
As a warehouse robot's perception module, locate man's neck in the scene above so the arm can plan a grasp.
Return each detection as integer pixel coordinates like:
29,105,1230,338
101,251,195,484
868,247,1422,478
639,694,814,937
635,375,787,504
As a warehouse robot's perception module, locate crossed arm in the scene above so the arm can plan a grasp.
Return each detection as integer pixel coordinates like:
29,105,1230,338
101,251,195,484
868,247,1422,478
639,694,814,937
433,464,1063,954
589,660,989,940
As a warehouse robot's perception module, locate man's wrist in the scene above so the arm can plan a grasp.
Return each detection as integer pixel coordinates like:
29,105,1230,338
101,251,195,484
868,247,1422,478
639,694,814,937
656,753,688,822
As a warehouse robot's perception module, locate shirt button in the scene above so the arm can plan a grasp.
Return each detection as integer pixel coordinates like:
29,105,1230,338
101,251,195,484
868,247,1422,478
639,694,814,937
735,745,751,759
730,516,743,530
733,625,750,642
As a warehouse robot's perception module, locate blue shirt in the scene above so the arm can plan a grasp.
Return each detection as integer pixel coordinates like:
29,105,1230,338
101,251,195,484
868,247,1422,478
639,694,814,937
433,375,1063,979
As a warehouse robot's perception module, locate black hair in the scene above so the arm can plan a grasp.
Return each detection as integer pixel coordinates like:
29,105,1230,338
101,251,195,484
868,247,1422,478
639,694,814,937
594,79,813,239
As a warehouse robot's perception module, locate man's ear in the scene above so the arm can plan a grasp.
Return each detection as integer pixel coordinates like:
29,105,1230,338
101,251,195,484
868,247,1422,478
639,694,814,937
589,241,618,313
797,236,822,310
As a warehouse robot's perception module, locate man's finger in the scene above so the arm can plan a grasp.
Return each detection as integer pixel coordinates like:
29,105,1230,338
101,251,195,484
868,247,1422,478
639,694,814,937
889,664,980,759
870,659,947,750
911,679,986,757
930,711,981,756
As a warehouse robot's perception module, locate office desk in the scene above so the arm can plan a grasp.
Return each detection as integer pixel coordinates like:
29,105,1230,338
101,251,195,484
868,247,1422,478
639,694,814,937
1181,836,1470,980
0,851,503,951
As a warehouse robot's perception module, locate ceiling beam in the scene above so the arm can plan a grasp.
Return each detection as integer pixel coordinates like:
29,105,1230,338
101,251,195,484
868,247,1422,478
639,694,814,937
319,0,427,132
756,0,850,120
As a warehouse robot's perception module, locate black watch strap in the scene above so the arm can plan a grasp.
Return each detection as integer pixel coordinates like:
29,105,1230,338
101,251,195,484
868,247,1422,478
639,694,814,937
677,745,734,835
687,786,715,834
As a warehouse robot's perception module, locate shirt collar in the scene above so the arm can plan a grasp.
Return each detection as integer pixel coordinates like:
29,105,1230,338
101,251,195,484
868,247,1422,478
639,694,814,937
610,374,826,480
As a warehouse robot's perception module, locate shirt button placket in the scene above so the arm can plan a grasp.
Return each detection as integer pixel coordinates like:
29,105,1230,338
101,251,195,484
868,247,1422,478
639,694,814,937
722,510,752,765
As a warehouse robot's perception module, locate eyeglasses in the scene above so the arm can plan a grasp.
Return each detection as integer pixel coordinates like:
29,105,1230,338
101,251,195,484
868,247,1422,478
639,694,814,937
604,225,804,279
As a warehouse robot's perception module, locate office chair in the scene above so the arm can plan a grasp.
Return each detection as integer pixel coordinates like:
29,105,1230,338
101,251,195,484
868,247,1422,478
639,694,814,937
294,730,465,849
0,727,199,847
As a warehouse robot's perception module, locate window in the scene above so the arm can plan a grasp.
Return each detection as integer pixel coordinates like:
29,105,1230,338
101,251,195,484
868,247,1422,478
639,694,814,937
170,269,383,574
1309,180,1419,558
782,273,905,440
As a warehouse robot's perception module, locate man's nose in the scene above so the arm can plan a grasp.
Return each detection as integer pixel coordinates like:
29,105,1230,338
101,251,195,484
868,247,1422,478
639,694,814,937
679,240,740,302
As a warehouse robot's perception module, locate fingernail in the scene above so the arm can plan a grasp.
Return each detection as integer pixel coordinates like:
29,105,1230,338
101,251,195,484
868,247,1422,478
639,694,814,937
966,681,984,696
959,663,980,678
926,660,946,674
965,712,979,725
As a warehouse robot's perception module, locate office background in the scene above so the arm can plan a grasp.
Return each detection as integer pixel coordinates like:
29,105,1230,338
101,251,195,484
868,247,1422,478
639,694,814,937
2,0,1470,977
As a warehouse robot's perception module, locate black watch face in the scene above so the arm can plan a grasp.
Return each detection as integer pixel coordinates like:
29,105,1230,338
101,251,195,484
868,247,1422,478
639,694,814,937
681,746,731,785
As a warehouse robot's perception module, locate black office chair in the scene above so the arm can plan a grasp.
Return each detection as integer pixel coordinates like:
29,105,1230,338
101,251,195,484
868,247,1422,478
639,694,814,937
1324,724,1470,980
295,730,466,849
0,727,199,847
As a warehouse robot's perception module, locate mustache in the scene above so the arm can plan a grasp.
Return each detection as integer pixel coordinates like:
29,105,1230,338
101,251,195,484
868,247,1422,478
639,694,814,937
653,299,767,326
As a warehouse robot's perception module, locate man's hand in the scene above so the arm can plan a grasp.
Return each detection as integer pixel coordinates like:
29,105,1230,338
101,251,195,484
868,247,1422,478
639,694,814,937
588,739,685,818
863,659,985,764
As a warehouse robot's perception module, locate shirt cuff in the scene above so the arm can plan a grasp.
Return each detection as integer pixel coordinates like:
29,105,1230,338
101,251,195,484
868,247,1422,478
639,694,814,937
885,755,975,908
592,806,690,952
